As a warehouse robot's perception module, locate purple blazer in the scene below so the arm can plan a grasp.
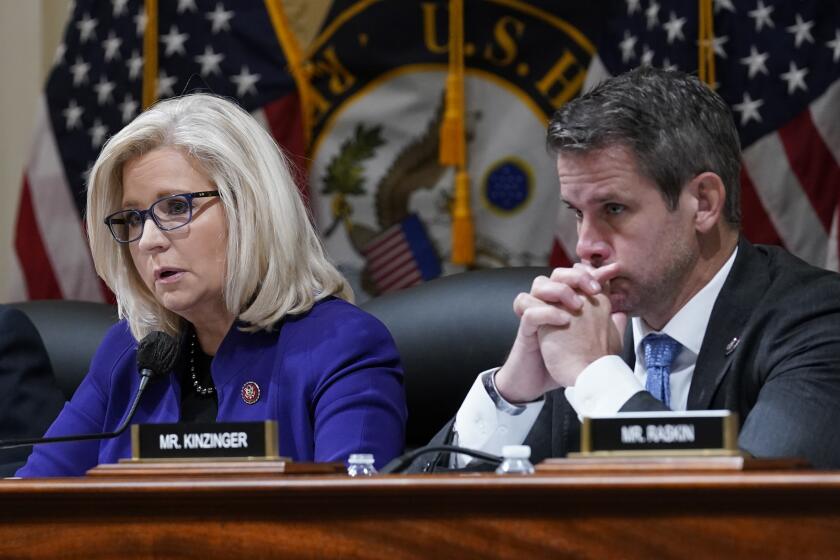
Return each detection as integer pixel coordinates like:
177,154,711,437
17,298,406,477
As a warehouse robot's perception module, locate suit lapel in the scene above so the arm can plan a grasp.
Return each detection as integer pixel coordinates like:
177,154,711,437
688,237,769,409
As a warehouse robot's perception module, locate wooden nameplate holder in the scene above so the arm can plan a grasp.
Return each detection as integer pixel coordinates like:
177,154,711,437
537,455,809,473
87,459,346,477
85,420,345,476
536,410,809,472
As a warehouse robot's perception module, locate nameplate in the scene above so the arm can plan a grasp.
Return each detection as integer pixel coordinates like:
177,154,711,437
131,421,279,460
575,410,739,457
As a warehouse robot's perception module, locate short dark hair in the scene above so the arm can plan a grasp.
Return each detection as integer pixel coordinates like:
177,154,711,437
547,66,741,225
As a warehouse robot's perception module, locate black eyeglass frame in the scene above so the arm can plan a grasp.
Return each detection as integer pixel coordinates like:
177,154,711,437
103,190,221,244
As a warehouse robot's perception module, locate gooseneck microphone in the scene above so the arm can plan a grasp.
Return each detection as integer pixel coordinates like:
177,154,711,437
0,331,178,450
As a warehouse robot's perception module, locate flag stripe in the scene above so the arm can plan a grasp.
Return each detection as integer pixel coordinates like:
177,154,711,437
373,256,419,287
369,249,414,281
259,92,309,204
738,167,783,247
379,269,422,292
26,98,103,301
818,80,840,272
548,238,573,268
370,256,416,284
777,110,840,232
366,238,414,272
742,132,828,265
363,228,405,260
811,78,840,166
14,178,63,299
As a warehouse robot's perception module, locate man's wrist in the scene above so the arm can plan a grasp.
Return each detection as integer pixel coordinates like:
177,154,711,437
482,369,543,415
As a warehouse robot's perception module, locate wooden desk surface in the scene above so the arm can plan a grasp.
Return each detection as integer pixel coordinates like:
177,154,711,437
3,470,840,559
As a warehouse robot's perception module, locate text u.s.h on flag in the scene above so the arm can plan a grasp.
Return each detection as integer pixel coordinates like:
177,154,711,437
575,0,840,270
10,0,305,302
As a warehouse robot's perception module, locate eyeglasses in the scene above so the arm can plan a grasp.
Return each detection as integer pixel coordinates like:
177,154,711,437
104,191,220,243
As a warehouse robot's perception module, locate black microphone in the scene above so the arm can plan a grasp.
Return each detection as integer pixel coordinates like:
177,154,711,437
381,444,503,474
0,331,178,450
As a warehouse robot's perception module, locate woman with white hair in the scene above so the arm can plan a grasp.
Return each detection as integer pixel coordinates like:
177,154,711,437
18,94,406,476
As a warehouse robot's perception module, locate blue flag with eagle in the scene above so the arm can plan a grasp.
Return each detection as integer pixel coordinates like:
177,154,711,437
11,0,608,302
305,0,605,298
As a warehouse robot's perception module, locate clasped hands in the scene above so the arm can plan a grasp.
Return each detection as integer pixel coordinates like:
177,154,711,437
494,264,627,404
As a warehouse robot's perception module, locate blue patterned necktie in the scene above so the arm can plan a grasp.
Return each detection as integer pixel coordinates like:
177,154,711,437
642,334,682,408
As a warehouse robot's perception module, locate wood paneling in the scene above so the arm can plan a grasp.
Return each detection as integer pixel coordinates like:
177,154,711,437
2,470,840,559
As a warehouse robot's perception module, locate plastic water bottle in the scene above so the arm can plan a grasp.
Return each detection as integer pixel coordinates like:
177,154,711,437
347,453,377,477
495,445,535,475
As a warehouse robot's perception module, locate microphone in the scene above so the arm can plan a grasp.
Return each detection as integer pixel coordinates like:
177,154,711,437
0,331,178,450
381,444,503,474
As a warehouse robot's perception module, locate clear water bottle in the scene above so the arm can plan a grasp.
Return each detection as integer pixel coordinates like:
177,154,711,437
347,453,377,477
495,445,535,475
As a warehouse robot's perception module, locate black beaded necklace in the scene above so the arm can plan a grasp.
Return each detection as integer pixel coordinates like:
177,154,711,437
189,331,215,396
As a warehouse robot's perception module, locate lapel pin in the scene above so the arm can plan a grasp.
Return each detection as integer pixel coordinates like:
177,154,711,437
725,337,740,356
241,381,260,405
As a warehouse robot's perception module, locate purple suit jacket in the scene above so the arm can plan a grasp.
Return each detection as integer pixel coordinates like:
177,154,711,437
17,298,406,477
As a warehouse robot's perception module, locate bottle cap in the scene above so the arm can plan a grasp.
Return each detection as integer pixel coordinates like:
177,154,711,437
501,445,531,459
348,453,375,464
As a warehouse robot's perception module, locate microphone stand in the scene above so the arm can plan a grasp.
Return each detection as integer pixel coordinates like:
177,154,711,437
0,369,157,450
381,445,503,474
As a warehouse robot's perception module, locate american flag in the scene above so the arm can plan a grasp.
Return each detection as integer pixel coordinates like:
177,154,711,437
361,214,442,294
10,0,304,302
555,0,840,270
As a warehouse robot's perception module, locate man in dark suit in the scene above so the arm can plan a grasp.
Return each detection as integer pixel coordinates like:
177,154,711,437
0,305,66,476
424,66,840,470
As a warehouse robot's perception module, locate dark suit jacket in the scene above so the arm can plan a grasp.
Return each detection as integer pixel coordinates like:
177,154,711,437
0,306,66,476
423,238,840,470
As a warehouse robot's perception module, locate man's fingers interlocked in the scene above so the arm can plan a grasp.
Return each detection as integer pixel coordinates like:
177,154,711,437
513,292,574,338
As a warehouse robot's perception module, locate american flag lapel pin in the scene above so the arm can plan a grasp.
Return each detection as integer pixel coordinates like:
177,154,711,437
725,337,740,356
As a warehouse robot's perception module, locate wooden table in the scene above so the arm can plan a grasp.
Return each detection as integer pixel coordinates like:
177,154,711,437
2,469,840,559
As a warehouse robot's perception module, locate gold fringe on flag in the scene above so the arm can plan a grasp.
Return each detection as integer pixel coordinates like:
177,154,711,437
141,0,158,109
698,0,716,87
439,0,474,265
265,0,315,146
451,168,474,264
